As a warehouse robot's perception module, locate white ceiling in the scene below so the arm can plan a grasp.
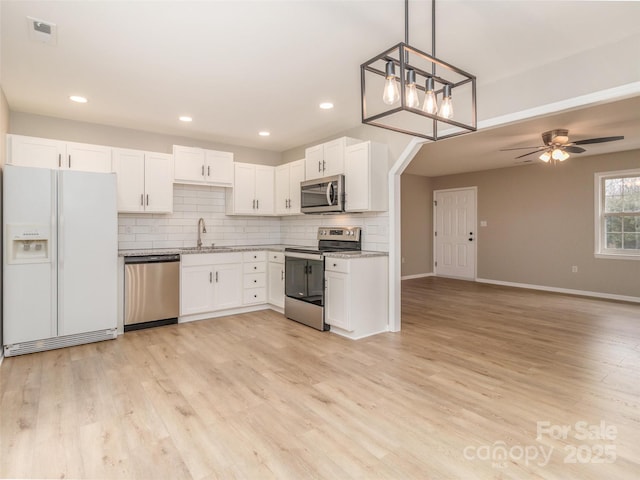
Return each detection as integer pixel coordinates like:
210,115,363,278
2,1,640,153
406,95,640,177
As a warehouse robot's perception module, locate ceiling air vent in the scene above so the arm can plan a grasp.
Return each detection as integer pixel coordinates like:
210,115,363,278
27,16,57,45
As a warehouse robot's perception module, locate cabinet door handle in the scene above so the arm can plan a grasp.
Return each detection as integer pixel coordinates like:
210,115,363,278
140,193,144,206
146,194,149,206
281,270,284,280
318,161,322,172
253,279,257,283
322,160,326,172
208,166,211,177
209,272,213,283
68,155,72,169
252,199,256,209
253,266,257,270
215,271,219,282
58,153,61,168
202,165,205,176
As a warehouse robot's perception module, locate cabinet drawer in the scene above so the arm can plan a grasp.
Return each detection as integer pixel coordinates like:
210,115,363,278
268,252,284,264
243,251,266,262
325,258,350,273
243,288,266,305
243,273,266,289
243,261,266,274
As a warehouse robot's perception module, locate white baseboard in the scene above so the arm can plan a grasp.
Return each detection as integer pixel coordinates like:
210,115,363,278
475,278,640,304
401,272,434,280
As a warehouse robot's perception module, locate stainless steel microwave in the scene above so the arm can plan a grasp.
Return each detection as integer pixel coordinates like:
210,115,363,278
300,174,345,214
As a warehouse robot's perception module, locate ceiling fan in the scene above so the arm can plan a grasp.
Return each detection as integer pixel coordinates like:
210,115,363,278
502,129,624,163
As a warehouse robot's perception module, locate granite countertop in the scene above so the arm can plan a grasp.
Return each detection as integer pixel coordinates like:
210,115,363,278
323,251,388,259
119,245,388,259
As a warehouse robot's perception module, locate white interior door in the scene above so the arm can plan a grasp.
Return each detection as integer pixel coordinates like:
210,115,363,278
434,187,477,279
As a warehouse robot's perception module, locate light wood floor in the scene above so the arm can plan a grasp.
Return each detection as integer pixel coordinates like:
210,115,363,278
1,277,639,479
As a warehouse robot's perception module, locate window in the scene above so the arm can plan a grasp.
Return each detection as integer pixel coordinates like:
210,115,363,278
595,169,640,259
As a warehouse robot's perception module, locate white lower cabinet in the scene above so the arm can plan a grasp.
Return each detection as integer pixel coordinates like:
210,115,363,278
180,253,243,316
324,255,388,339
267,252,284,308
242,251,267,305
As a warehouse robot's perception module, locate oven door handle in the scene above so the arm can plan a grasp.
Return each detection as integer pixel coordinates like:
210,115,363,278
285,251,324,261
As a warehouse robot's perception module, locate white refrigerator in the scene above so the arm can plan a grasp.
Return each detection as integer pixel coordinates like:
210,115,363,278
3,165,118,356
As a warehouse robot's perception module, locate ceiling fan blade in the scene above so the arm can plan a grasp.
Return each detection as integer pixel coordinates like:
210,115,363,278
563,146,587,154
500,146,544,151
573,136,624,145
514,149,546,159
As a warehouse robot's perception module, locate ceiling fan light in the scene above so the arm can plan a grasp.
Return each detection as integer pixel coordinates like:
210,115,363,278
551,148,568,161
539,151,551,162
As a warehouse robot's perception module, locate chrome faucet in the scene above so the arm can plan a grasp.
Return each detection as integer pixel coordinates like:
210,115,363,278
197,218,207,248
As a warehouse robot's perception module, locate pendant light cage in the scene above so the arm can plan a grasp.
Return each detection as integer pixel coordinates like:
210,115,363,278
361,42,476,141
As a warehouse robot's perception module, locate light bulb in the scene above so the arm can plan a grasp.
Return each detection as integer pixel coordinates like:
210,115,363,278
551,148,569,161
382,61,400,105
422,77,438,114
439,84,453,119
405,69,420,108
539,151,551,162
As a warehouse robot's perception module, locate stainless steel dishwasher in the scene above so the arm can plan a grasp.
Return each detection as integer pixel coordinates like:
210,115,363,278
124,254,180,331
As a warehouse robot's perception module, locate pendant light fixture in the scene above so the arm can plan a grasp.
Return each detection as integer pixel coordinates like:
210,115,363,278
422,77,438,115
361,0,476,141
383,61,400,105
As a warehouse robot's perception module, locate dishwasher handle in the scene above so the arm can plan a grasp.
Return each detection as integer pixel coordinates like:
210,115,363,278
125,254,180,264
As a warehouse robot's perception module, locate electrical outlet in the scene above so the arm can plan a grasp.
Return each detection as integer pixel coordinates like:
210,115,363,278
572,266,578,273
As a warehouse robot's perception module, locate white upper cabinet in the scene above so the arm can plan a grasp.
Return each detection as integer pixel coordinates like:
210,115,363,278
8,134,111,173
173,145,234,186
345,141,389,212
226,163,275,215
304,136,361,181
275,159,304,215
113,148,174,213
66,142,112,173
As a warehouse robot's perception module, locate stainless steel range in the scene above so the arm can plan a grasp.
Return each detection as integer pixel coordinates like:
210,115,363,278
284,226,362,331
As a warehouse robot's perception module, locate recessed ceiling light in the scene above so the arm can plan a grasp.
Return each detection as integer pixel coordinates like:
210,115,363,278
319,102,334,110
179,116,192,122
69,95,87,103
259,131,270,137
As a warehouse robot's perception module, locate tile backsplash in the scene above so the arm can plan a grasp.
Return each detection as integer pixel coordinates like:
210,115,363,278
118,183,389,252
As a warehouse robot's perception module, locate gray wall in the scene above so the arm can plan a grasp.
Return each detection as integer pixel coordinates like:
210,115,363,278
426,150,640,297
401,174,433,277
9,112,283,166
